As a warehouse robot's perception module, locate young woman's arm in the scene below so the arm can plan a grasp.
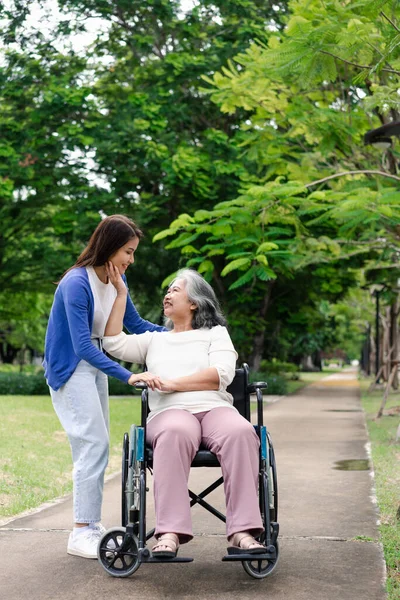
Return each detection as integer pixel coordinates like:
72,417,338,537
124,294,166,334
62,275,133,383
104,262,127,336
103,263,160,389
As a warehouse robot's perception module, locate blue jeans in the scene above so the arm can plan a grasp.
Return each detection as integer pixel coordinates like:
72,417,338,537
49,357,109,523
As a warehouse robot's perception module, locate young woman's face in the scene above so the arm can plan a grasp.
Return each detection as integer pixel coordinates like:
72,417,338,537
163,278,196,321
109,237,139,275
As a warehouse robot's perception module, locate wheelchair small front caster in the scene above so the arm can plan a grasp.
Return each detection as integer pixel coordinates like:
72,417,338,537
242,541,279,580
97,527,140,578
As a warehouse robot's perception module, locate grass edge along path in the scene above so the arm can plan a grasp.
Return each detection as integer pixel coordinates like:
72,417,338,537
0,394,141,520
359,378,400,600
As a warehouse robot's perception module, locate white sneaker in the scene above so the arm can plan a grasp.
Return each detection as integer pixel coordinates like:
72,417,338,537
89,522,106,535
90,522,116,550
67,528,101,559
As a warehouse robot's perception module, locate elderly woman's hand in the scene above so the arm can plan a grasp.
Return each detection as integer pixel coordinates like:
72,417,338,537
158,379,177,393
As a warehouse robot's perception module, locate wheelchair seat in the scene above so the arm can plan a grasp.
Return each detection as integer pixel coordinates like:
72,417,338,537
146,443,220,468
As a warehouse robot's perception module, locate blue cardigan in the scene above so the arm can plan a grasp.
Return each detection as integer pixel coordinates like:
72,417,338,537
43,267,165,391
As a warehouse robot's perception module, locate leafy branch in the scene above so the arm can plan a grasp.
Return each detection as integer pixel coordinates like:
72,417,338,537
306,171,400,187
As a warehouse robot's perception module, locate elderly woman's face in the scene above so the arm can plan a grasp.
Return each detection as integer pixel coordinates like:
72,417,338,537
163,278,196,320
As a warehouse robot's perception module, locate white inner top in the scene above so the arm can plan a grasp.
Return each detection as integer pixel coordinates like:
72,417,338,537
86,267,117,338
103,325,238,420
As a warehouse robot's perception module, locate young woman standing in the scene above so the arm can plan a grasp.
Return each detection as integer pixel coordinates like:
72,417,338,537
43,215,164,559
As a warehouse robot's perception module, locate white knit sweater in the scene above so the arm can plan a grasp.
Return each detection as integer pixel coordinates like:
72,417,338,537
103,326,238,421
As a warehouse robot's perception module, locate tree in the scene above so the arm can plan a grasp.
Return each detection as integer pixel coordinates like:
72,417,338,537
0,0,290,316
153,0,400,368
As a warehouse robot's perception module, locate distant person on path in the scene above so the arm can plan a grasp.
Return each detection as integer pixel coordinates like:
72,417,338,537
103,267,266,558
43,215,165,559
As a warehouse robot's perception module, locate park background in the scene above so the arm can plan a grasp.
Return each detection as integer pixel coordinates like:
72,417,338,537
0,1,399,596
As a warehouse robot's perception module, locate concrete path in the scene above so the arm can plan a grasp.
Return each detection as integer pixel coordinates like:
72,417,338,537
0,370,386,599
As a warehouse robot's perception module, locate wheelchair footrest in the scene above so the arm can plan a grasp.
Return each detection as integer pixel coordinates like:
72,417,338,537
143,556,194,564
222,546,277,562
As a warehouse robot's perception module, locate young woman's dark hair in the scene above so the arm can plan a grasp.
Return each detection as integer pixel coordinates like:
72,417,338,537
60,215,143,281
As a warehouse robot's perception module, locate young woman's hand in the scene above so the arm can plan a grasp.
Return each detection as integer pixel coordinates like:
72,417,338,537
128,372,162,391
105,261,127,296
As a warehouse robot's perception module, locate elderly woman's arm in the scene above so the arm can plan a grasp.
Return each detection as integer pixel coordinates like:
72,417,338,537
162,367,220,392
160,326,237,392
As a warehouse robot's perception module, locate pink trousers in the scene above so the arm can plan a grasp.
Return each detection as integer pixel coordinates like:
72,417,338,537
146,407,263,543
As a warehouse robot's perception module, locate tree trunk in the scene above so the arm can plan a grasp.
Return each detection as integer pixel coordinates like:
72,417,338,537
0,341,19,364
389,296,399,389
249,281,275,372
312,349,323,371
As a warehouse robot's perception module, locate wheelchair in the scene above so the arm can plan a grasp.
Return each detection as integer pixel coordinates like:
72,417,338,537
98,363,279,580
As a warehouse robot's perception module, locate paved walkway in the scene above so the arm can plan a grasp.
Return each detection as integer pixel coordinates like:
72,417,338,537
0,370,386,599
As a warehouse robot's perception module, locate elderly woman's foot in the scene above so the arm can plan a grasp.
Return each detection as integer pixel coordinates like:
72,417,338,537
228,531,266,555
152,533,179,558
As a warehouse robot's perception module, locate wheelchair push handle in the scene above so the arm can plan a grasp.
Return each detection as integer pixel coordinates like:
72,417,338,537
247,381,268,393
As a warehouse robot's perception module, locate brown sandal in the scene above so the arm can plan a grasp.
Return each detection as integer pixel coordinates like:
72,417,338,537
228,532,266,555
152,533,179,559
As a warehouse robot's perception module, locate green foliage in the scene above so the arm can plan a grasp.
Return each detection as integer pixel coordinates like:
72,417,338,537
0,292,53,360
259,359,299,377
1,0,399,370
0,372,139,395
0,372,49,395
250,371,288,395
153,0,400,367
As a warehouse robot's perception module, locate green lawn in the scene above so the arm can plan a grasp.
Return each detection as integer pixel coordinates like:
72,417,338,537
0,394,141,518
359,378,400,599
285,370,337,394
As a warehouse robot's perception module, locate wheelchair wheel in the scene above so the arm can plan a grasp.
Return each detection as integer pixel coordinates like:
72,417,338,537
121,433,129,527
268,434,278,522
98,527,140,578
242,540,279,580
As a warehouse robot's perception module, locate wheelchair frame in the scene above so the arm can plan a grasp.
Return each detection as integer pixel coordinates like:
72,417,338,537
98,363,279,580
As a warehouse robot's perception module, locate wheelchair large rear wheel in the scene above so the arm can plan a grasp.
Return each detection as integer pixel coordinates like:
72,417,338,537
98,527,140,578
242,539,279,580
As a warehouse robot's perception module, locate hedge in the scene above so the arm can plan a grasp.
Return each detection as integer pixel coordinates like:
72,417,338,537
249,371,288,395
0,370,289,396
0,372,139,396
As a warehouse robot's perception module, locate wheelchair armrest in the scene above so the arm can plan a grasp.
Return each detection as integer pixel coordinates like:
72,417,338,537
247,381,268,393
247,382,267,427
139,386,149,428
134,382,148,390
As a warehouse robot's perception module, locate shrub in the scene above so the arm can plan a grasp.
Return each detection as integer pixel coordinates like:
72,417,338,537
108,378,139,396
259,359,299,378
250,371,288,395
0,372,140,396
0,373,49,395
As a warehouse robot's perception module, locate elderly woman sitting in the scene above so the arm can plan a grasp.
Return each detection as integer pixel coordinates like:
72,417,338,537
103,266,265,558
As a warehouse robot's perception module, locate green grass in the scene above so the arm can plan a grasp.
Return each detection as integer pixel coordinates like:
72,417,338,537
359,378,400,599
286,370,339,394
0,394,141,518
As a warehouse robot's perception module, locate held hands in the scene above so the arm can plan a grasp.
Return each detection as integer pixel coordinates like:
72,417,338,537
128,373,177,393
128,372,162,391
105,261,127,297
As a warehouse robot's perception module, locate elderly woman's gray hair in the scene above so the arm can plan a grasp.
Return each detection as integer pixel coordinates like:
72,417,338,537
165,269,227,330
